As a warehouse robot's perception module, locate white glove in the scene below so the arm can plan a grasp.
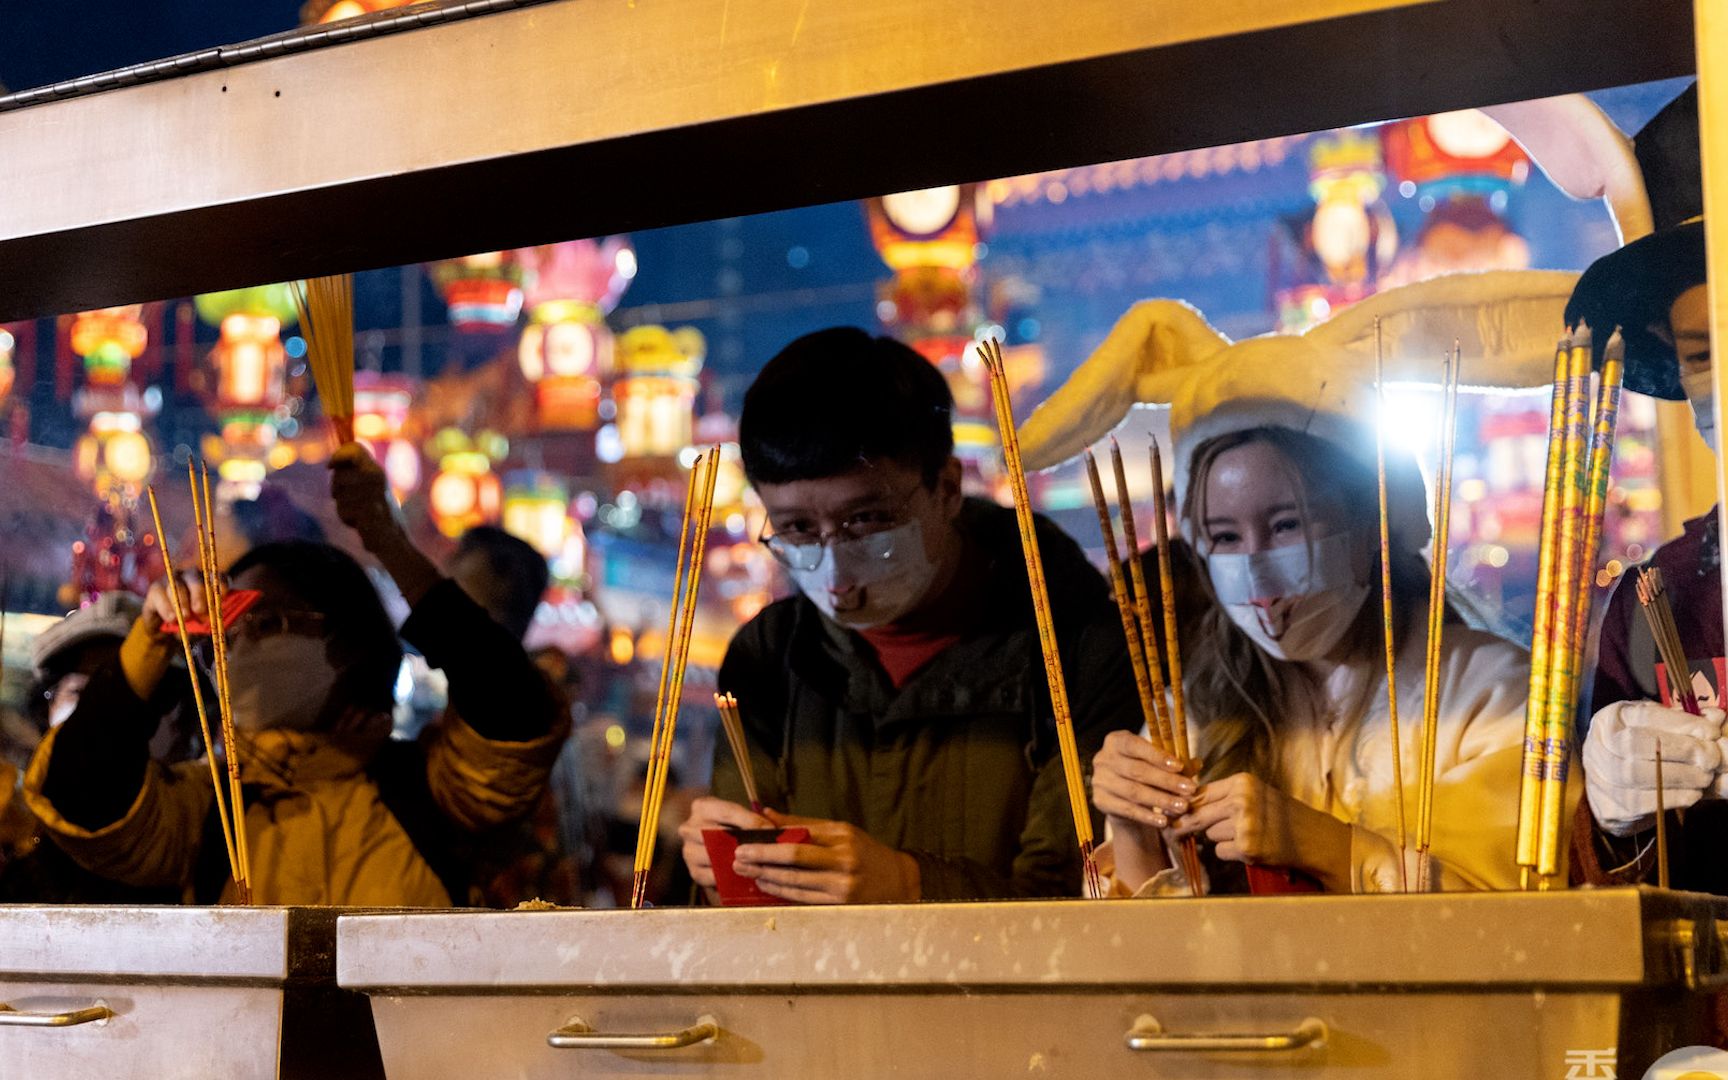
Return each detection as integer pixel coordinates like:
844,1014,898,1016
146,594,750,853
1583,701,1726,836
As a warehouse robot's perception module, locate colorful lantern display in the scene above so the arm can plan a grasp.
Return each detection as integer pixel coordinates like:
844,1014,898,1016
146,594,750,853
1271,131,1399,330
302,0,417,24
430,252,524,333
0,326,14,408
353,372,422,502
70,306,148,388
515,238,636,431
193,284,300,496
74,410,154,502
1380,110,1532,287
426,427,507,538
502,468,591,590
612,326,705,459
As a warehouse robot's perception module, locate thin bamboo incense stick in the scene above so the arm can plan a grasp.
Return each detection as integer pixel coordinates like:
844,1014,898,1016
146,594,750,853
1415,348,1461,889
1655,751,1670,890
980,337,1101,898
714,692,762,811
1373,321,1409,893
1108,440,1175,752
1085,450,1169,753
290,275,356,446
1535,329,1595,882
632,453,702,908
146,486,241,885
1148,441,1188,765
195,461,251,901
1516,341,1572,887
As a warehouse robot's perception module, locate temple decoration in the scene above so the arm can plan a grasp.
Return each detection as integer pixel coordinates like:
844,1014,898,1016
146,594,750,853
515,238,636,432
431,251,524,333
426,427,508,538
1380,109,1532,287
193,285,301,495
1271,131,1399,331
353,372,422,503
612,325,705,460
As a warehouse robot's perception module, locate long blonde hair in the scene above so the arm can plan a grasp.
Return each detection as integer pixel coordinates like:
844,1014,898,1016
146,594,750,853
1180,427,1435,782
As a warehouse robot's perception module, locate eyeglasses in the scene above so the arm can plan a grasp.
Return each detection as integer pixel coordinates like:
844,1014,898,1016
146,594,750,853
191,609,327,665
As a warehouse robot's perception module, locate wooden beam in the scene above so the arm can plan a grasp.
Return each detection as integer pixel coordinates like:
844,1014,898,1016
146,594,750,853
0,0,1694,318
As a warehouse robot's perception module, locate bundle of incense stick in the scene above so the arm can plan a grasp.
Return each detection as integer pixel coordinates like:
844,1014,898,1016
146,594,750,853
1414,345,1462,891
979,336,1102,899
145,466,251,903
1372,320,1409,892
1082,445,1200,893
631,447,720,909
1514,327,1625,887
1147,439,1202,894
290,274,356,446
713,692,762,811
1636,568,1700,715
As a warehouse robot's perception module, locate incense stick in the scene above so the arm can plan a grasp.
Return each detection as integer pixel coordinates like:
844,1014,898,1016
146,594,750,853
1638,569,1701,715
1516,342,1572,887
1085,450,1170,753
194,462,251,901
1148,441,1188,765
146,486,242,891
290,274,356,446
1372,321,1408,892
980,336,1101,899
1534,330,1596,882
1108,440,1175,752
1415,347,1461,890
1654,751,1670,890
714,692,762,811
631,448,720,908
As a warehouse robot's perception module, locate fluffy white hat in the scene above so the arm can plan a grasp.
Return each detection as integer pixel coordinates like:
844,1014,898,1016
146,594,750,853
1017,269,1581,551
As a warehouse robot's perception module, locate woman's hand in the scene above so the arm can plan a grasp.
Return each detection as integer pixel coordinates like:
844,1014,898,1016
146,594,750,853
1171,772,1352,892
1091,730,1197,891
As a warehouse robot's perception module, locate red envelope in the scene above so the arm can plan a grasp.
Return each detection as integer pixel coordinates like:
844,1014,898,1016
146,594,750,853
702,827,810,907
160,589,262,636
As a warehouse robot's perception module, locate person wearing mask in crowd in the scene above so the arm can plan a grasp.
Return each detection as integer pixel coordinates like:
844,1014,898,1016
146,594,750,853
1566,86,1728,889
677,327,1139,904
0,593,185,902
21,445,567,905
1083,345,1532,894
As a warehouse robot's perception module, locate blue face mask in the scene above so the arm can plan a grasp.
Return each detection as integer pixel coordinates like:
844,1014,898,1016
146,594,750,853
1682,368,1718,453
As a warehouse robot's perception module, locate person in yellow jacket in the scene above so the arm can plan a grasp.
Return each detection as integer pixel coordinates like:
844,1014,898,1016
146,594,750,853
24,445,568,906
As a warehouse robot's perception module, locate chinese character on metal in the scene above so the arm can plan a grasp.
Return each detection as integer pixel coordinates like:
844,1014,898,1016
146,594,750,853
1563,1048,1617,1080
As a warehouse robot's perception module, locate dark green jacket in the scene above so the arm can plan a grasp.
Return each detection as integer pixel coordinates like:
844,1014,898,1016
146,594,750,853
713,498,1139,900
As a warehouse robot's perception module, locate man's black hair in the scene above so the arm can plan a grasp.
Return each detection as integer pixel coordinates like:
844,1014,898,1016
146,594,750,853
739,327,954,486
230,486,326,547
452,525,550,639
229,540,402,715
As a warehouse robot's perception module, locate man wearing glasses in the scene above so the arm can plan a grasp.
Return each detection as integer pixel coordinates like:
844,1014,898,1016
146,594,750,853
678,327,1138,903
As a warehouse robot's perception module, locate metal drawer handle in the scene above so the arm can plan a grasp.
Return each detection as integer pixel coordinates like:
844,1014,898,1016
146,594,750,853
548,1014,719,1050
1125,1015,1326,1052
0,1002,114,1028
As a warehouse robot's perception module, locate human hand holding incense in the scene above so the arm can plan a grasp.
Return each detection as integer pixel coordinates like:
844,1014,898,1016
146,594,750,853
1583,700,1724,836
1090,730,1195,889
1170,772,1352,893
678,795,772,893
730,809,921,904
330,442,440,607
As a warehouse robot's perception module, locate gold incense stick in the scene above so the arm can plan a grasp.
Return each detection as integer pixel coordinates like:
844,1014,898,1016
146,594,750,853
1373,320,1409,892
195,461,251,901
714,692,761,810
146,486,241,889
1085,450,1170,752
1415,348,1461,889
290,274,356,446
1516,342,1572,886
1148,441,1188,765
1107,440,1176,752
980,337,1101,898
1535,330,1595,882
1655,751,1670,890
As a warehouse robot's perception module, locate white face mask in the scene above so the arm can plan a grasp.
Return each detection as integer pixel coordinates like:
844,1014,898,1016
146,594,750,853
784,519,939,629
224,635,338,732
1206,531,1371,662
47,673,88,729
1681,367,1718,453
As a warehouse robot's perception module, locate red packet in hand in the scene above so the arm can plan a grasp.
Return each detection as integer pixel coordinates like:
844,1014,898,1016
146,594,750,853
1246,865,1324,895
702,827,810,907
161,589,262,636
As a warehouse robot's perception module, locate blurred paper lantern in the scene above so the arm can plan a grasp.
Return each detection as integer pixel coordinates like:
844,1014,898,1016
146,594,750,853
75,411,154,499
503,470,573,560
70,306,147,387
431,251,523,332
613,326,704,458
353,372,422,501
866,184,989,334
1382,110,1528,196
426,427,506,537
302,0,415,24
515,238,636,431
194,284,300,495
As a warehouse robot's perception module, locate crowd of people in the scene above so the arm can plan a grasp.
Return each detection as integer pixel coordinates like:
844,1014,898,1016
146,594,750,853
0,85,1717,910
